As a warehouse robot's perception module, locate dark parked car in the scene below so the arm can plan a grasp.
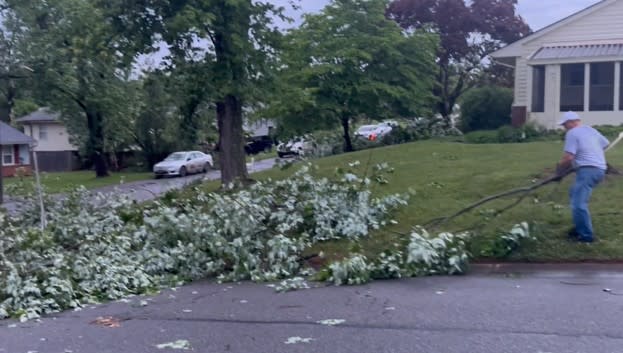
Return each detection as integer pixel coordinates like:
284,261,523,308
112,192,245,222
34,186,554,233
245,136,274,155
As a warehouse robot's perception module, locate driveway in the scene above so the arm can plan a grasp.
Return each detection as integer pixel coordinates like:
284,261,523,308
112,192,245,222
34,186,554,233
1,158,277,213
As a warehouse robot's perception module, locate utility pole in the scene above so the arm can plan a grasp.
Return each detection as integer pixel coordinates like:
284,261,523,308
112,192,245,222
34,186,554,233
0,124,3,204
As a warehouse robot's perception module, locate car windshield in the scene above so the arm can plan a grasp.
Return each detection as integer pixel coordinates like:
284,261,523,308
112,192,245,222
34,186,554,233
165,152,186,161
358,126,377,132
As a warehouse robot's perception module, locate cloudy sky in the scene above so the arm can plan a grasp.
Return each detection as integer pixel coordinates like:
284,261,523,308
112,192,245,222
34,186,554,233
139,0,603,69
271,0,601,31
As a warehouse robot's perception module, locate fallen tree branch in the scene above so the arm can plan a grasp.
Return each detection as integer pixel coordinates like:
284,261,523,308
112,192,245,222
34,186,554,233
425,163,621,229
424,169,573,229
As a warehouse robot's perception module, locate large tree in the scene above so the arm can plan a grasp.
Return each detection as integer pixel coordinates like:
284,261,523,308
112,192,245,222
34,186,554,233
387,0,531,122
131,74,178,168
273,0,438,152
8,0,146,177
131,0,287,185
0,7,31,124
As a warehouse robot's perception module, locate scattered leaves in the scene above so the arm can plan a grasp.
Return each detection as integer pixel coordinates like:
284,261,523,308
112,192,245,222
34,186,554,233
155,340,192,350
284,337,313,344
89,316,122,328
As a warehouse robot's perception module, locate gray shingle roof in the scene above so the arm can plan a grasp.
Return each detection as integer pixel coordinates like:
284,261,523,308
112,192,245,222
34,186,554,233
0,121,35,146
15,107,60,124
531,43,623,61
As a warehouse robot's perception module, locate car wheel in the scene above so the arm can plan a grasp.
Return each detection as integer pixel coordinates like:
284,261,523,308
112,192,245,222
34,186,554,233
179,166,187,177
154,174,162,180
203,163,211,173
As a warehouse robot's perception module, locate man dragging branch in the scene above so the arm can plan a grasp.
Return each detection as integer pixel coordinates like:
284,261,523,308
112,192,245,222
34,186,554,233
554,111,610,243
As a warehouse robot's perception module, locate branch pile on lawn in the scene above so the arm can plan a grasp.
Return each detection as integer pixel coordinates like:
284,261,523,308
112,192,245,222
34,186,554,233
323,222,531,285
0,161,535,321
0,163,409,321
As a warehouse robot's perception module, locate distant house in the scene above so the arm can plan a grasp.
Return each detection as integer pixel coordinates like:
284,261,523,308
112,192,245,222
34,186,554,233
490,0,623,129
16,108,80,172
0,121,34,177
243,119,276,155
244,119,275,137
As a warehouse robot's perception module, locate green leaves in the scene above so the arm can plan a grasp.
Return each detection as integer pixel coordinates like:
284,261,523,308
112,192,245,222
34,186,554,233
0,162,408,320
272,0,438,149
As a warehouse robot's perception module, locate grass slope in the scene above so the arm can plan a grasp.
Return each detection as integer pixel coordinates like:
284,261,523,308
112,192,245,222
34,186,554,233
5,171,153,194
229,140,623,262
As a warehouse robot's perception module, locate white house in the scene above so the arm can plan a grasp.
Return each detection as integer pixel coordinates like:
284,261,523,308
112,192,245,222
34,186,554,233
491,0,623,129
16,108,80,172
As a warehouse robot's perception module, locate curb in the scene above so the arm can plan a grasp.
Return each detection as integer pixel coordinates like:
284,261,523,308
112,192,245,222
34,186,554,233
469,262,623,275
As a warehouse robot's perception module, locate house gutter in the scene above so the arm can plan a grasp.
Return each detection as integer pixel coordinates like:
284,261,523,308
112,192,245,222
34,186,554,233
491,58,516,69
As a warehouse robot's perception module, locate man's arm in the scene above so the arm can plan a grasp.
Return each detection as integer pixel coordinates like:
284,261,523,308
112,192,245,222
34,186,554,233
599,133,610,150
558,152,575,172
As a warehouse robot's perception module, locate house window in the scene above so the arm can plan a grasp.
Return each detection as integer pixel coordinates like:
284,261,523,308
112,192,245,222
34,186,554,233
531,65,546,112
590,62,614,111
2,145,14,165
560,63,585,111
39,125,48,140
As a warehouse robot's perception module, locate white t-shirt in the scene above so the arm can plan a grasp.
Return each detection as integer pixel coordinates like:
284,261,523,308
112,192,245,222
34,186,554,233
564,125,609,170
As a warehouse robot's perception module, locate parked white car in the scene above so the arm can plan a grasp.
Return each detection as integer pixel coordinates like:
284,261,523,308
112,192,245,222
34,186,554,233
354,123,393,140
153,151,213,178
277,136,316,158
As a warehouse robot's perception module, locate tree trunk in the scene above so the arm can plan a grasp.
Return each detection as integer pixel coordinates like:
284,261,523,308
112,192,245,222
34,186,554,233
179,98,201,150
217,95,248,185
86,110,109,177
213,2,250,186
0,79,16,123
341,116,353,152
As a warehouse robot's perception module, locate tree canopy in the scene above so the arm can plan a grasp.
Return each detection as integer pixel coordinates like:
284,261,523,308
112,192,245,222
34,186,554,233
387,0,531,121
273,0,438,152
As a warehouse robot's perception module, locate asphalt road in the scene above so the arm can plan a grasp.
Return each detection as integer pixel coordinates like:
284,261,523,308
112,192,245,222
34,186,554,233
1,158,277,213
3,265,623,353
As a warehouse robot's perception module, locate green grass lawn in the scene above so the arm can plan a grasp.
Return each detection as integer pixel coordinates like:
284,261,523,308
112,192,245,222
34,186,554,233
198,139,623,263
5,170,153,194
245,150,277,163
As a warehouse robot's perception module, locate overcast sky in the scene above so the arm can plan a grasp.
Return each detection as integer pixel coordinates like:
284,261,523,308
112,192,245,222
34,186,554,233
271,0,601,31
139,0,603,70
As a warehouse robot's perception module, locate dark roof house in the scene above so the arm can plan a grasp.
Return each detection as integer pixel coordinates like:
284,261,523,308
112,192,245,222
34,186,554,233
0,121,35,146
0,121,35,177
15,107,61,124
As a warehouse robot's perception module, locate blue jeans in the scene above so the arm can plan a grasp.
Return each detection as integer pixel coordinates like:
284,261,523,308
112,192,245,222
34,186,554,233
569,167,605,241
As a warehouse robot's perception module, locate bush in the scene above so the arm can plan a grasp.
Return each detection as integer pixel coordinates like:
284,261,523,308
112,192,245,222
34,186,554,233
460,86,513,132
463,130,499,144
497,125,525,143
464,123,562,144
595,125,623,140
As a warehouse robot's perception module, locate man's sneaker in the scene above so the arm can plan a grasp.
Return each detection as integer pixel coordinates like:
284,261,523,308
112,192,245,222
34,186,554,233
577,237,594,243
567,227,579,239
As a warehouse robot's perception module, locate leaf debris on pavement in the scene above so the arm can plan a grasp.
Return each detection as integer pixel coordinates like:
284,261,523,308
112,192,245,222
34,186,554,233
89,316,122,328
284,337,313,344
316,319,346,326
155,339,192,350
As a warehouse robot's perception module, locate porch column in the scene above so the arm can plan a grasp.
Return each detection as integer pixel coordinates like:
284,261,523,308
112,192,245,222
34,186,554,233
615,62,621,111
584,63,590,112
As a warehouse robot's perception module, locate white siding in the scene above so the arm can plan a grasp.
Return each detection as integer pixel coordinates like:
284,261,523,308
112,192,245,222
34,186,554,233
24,123,78,152
531,1,623,45
514,57,528,106
513,0,623,128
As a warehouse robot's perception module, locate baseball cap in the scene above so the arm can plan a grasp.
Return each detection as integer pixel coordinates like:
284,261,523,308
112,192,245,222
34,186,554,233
558,111,581,125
